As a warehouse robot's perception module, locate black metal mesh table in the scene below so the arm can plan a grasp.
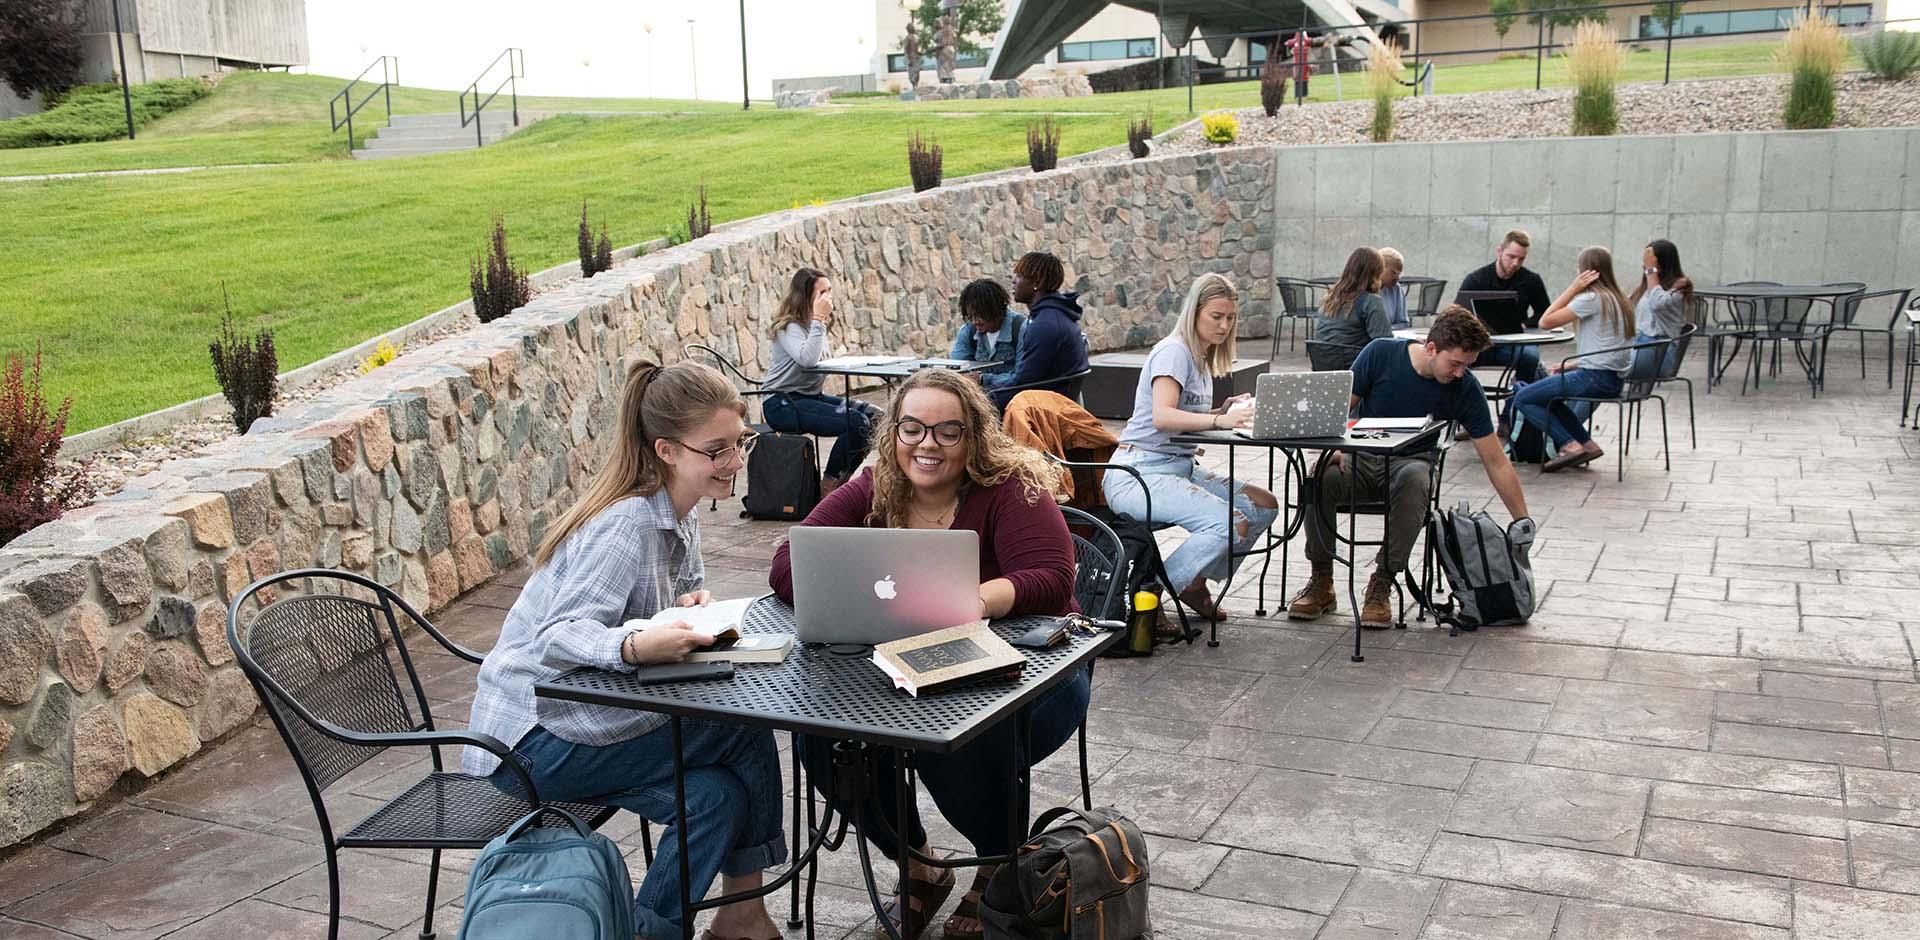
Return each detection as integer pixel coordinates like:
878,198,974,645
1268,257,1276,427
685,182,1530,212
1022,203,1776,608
534,597,1116,940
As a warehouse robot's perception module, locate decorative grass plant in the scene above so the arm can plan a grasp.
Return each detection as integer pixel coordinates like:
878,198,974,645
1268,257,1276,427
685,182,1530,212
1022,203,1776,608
1780,15,1847,129
1567,21,1625,136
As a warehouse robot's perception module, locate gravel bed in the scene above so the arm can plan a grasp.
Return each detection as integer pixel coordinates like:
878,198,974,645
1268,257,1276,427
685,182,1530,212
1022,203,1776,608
1161,74,1920,151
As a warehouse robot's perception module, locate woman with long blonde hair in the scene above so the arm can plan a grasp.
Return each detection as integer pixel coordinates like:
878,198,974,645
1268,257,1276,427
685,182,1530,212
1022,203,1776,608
1514,246,1639,472
768,368,1080,940
465,360,786,940
1102,272,1280,621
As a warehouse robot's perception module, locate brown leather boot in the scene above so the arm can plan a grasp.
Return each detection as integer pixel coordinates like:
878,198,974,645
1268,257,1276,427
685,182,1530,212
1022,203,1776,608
1360,569,1397,629
1286,564,1336,621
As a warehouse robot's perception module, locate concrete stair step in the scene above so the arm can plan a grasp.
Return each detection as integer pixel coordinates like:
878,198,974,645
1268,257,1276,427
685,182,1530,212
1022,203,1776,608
361,130,513,150
352,146,479,160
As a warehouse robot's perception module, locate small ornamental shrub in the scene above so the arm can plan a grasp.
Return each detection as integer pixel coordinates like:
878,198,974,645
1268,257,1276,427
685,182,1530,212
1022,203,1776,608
907,131,943,192
1200,110,1238,145
1026,117,1060,172
0,347,92,547
469,215,531,323
208,287,278,433
1567,21,1624,136
358,338,400,374
577,201,607,278
1367,41,1402,143
1259,49,1286,116
594,225,612,274
1127,112,1152,158
1781,15,1847,129
686,185,712,241
0,78,210,149
1858,28,1920,81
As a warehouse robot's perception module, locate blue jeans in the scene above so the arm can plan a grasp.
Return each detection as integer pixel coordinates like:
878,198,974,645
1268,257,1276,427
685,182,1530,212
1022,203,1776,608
490,722,787,939
1634,331,1680,375
1476,344,1544,384
797,667,1090,858
1100,450,1279,591
1512,368,1623,448
762,392,880,482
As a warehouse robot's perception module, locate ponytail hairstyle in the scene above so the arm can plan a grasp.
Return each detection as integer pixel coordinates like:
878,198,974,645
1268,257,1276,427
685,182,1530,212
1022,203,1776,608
1574,246,1635,339
533,359,745,567
770,266,828,338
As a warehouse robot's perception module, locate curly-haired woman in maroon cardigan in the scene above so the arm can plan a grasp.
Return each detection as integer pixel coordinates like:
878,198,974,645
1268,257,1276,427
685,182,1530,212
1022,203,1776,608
769,368,1083,940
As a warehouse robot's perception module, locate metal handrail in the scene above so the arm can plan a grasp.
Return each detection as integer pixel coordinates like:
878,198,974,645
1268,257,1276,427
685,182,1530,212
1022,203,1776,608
458,47,525,149
328,55,398,150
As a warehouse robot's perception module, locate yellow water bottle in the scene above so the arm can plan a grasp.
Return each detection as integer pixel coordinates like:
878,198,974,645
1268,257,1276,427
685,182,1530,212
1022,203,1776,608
1127,591,1159,655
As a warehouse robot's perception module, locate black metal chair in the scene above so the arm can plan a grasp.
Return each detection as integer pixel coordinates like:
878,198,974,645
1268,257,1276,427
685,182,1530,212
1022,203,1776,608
1400,276,1450,327
1822,288,1913,387
1699,289,1762,393
1274,277,1329,350
993,367,1094,408
1306,340,1367,373
226,568,625,940
1642,322,1700,449
1060,505,1126,619
1047,455,1205,646
1548,337,1677,481
1303,430,1451,630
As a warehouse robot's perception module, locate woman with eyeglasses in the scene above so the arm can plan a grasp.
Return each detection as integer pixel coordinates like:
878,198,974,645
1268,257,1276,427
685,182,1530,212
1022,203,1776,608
465,360,786,940
1102,272,1280,622
769,367,1082,940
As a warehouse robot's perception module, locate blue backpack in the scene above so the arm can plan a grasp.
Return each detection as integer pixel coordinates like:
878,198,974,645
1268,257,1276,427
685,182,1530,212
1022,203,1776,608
459,807,633,940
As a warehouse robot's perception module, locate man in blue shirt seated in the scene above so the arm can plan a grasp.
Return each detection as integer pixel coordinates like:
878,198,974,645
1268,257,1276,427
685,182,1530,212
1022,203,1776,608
1288,307,1533,628
980,252,1090,410
948,278,1027,375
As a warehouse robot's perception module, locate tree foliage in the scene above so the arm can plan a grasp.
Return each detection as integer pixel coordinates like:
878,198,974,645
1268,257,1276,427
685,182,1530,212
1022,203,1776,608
1490,0,1523,39
1522,0,1610,47
0,0,85,101
1650,0,1687,36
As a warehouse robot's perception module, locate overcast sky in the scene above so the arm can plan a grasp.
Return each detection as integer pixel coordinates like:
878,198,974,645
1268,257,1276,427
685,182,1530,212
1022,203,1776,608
301,0,877,100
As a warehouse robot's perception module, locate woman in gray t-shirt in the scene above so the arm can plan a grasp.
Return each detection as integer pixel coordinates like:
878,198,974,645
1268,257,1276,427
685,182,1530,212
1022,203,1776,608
1512,246,1638,472
1312,247,1393,368
1102,273,1279,621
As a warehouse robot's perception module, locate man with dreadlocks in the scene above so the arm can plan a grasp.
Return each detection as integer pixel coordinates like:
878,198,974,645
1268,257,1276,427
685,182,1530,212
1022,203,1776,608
980,251,1090,410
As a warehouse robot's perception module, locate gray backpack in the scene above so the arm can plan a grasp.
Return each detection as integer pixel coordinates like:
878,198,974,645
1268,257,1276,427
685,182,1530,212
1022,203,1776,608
1427,502,1538,633
459,807,633,940
981,806,1150,940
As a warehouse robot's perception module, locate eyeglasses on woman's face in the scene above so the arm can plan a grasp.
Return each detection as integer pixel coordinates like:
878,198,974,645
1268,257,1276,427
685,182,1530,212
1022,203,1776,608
896,418,966,447
673,432,758,465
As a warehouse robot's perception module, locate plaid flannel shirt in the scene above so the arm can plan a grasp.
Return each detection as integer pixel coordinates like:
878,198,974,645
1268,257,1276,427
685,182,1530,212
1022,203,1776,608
462,490,703,776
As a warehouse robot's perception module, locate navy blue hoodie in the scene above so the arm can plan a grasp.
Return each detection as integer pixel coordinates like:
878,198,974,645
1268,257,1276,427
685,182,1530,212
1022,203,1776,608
982,291,1090,409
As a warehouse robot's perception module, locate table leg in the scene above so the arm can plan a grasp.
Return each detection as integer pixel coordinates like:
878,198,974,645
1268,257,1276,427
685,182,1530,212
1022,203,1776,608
895,752,913,940
1347,459,1364,664
1009,708,1034,855
670,716,694,940
788,742,804,930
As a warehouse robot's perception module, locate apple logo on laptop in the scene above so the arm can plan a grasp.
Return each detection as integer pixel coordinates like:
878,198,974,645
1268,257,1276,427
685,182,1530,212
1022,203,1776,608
1293,397,1311,413
873,576,897,600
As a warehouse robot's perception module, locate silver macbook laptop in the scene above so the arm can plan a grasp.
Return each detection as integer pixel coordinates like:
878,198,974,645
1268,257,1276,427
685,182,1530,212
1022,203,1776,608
1239,370,1353,439
788,527,982,646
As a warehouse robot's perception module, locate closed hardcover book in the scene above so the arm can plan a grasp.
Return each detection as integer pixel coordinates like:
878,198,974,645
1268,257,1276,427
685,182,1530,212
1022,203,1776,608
685,633,794,664
871,622,1026,697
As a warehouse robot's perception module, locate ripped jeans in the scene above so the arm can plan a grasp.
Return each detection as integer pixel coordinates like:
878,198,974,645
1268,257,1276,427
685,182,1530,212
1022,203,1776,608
1101,449,1279,591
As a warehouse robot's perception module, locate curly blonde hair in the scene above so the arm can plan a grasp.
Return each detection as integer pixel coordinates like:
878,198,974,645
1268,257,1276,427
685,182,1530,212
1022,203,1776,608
867,369,1063,528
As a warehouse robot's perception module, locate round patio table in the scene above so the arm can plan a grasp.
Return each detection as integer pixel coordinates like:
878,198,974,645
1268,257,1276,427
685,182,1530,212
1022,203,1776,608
1694,283,1866,395
1392,327,1572,346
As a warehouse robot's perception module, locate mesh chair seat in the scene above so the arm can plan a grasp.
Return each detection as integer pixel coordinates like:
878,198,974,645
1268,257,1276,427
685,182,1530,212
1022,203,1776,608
340,771,618,849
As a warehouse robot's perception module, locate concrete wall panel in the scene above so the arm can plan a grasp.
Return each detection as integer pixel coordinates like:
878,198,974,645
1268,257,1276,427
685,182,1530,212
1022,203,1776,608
1726,134,1766,213
1371,144,1432,217
1614,138,1675,214
1829,130,1907,213
1822,211,1900,287
1755,212,1831,284
1429,216,1491,283
1314,149,1373,218
1548,138,1619,214
1429,142,1492,216
1488,140,1554,215
1669,134,1733,215
1759,133,1836,213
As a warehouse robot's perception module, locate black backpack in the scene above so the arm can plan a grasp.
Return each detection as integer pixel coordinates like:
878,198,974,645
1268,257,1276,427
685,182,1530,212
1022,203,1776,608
741,431,820,521
981,807,1151,940
1499,385,1554,464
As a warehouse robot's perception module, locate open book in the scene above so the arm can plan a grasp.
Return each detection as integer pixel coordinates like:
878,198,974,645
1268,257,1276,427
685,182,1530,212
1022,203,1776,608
871,622,1025,697
623,597,755,641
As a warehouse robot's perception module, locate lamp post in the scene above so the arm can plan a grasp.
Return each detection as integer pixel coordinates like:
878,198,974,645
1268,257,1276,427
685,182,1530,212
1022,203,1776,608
109,0,134,139
739,0,749,110
688,18,699,99
902,0,923,88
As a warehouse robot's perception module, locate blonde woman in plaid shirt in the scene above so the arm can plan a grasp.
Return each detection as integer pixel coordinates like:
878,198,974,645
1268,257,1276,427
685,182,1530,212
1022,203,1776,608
464,360,785,940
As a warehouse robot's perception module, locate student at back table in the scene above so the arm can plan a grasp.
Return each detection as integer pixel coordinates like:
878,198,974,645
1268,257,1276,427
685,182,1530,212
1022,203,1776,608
1457,229,1552,383
979,252,1090,409
948,277,1027,375
1288,307,1533,628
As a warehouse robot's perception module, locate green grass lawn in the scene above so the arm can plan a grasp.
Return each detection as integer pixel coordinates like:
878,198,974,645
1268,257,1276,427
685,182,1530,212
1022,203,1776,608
0,71,741,176
3,109,1134,432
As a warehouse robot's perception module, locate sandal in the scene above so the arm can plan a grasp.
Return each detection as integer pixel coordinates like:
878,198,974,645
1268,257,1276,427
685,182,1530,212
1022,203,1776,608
940,867,998,940
878,867,955,940
1177,584,1230,622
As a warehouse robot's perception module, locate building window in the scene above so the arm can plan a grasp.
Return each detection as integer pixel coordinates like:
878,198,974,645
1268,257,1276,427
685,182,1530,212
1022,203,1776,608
1057,37,1157,62
1637,4,1869,38
886,49,991,72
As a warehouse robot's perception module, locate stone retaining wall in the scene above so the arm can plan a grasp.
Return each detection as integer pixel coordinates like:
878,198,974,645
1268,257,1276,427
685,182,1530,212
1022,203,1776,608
0,147,1275,848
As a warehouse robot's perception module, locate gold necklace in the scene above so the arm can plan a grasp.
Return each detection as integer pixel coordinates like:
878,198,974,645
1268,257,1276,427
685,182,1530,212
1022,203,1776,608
909,496,959,528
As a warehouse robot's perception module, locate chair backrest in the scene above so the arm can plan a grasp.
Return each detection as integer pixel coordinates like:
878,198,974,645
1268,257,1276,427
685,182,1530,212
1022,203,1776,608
1059,506,1126,619
1305,340,1366,372
684,343,766,388
1836,287,1912,329
227,570,436,793
1621,337,1674,401
1274,277,1324,316
1659,322,1698,381
1404,277,1450,322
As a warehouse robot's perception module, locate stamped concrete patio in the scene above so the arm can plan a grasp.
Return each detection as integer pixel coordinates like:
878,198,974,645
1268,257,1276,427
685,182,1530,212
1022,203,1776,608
3,337,1919,939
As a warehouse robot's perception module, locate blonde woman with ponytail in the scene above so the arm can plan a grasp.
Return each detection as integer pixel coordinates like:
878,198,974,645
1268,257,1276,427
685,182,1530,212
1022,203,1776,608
464,360,786,940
